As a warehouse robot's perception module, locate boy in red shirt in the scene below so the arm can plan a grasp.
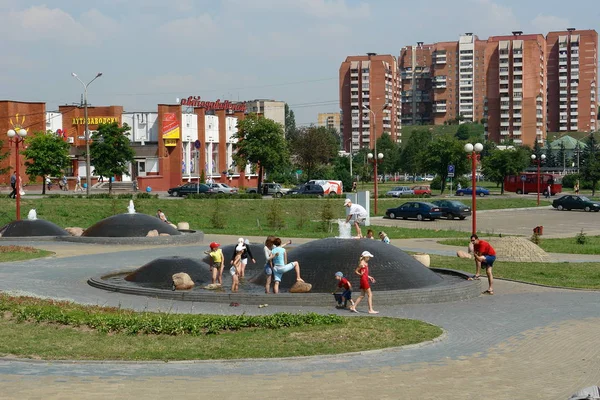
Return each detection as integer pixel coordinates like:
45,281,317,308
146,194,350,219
470,234,496,295
333,272,355,309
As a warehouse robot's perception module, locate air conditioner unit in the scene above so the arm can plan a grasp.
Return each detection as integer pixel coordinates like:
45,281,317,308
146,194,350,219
67,137,74,144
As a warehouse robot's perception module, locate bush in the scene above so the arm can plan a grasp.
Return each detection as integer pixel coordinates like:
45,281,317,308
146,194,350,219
319,199,335,232
576,229,587,245
530,232,541,245
561,174,580,189
209,199,226,229
266,200,285,230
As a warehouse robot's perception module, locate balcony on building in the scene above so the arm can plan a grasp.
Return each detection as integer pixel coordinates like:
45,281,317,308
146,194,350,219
559,102,568,109
500,130,510,136
571,88,578,94
500,103,510,110
571,110,579,116
571,80,579,87
501,121,510,127
570,125,578,130
559,80,568,88
536,129,543,135
501,96,510,102
351,101,359,106
571,103,578,109
513,121,522,127
433,51,447,64
536,104,543,111
513,130,522,136
501,112,510,118
559,59,568,66
350,69,359,77
513,112,522,118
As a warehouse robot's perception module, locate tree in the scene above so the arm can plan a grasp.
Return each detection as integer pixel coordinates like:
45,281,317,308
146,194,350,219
455,124,471,141
481,146,530,194
375,133,400,180
0,140,10,176
89,122,135,195
233,114,289,194
399,128,432,180
289,125,338,180
284,104,296,137
556,141,566,172
22,130,71,194
543,139,556,167
532,140,543,161
421,134,470,193
581,133,600,196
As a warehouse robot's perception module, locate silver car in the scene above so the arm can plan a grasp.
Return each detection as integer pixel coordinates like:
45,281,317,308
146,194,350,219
386,186,414,197
207,183,238,194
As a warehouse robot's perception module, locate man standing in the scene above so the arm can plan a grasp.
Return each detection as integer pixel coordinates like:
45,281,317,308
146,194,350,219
469,234,496,295
9,172,17,199
344,198,368,238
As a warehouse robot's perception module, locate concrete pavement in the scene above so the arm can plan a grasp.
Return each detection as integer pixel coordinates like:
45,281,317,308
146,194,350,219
0,234,599,399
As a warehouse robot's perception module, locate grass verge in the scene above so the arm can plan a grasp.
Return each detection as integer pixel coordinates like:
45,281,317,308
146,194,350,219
0,246,54,262
437,235,600,255
0,295,442,361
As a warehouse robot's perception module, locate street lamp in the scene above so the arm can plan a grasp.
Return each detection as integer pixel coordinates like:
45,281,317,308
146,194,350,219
363,102,389,214
531,154,546,206
7,126,28,220
367,152,384,214
71,72,103,196
464,142,484,235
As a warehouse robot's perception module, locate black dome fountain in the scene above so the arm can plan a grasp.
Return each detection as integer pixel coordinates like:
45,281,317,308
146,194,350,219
59,200,203,245
89,234,482,305
0,209,69,239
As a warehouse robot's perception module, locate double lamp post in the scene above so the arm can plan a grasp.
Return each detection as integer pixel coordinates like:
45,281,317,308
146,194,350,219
6,124,28,220
363,103,388,215
464,142,483,235
531,153,546,206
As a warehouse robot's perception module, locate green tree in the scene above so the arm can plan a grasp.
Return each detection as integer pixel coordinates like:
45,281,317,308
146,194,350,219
89,122,135,195
400,128,432,180
544,140,556,168
22,130,71,194
532,140,543,161
0,140,10,176
375,134,400,181
455,124,471,141
233,114,289,194
284,104,296,137
556,141,566,172
421,134,469,193
481,146,530,194
289,125,338,180
581,133,600,196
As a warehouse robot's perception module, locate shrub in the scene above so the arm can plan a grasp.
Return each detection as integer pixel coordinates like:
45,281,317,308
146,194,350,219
530,232,541,245
266,199,285,230
576,229,587,245
319,199,335,232
209,198,226,229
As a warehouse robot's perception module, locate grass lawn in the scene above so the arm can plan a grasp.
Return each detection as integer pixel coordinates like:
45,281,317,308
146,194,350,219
0,246,54,262
429,253,600,289
438,235,600,255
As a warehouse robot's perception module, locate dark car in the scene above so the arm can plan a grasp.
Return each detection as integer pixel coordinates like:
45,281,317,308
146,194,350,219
552,195,600,212
385,201,442,221
456,186,490,197
287,183,324,196
432,200,472,220
168,183,212,197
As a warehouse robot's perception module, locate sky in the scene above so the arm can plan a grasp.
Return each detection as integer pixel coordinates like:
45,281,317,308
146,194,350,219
0,0,598,126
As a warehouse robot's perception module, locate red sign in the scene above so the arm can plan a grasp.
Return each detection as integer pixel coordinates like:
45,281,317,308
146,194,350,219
180,96,246,113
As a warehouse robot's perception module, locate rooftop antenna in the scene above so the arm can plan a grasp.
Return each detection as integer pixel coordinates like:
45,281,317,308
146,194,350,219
512,31,523,36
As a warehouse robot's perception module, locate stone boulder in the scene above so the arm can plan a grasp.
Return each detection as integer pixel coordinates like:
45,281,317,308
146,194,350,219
146,229,159,237
177,222,190,230
172,272,194,290
289,281,312,293
65,227,84,237
159,233,170,236
412,253,430,267
168,223,177,229
457,250,473,259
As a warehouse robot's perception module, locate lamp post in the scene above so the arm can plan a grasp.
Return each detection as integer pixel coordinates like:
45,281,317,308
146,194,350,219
363,102,389,215
7,126,28,220
71,72,103,196
464,142,483,235
531,154,546,206
367,151,384,214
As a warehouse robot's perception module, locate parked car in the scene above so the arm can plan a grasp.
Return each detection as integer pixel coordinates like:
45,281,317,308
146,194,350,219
207,183,238,194
386,186,414,197
246,183,289,197
287,183,324,196
411,185,432,197
552,195,600,212
456,186,490,197
432,200,472,220
385,201,442,221
168,183,212,197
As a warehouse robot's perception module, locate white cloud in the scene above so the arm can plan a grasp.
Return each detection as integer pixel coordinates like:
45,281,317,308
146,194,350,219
0,5,96,46
469,0,519,34
531,14,570,33
157,14,217,41
223,0,370,19
80,9,121,39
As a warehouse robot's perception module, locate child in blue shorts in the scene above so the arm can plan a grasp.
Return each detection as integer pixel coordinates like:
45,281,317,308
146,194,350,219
333,271,355,309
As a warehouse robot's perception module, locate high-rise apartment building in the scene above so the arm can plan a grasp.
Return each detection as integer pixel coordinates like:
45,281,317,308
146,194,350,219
243,99,286,128
399,42,433,125
546,29,598,133
485,32,547,146
339,53,402,153
317,112,341,133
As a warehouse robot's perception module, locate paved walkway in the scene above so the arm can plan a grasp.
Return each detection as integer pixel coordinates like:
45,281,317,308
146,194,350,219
0,236,599,399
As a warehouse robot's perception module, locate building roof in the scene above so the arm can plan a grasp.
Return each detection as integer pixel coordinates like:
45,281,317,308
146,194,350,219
547,135,587,150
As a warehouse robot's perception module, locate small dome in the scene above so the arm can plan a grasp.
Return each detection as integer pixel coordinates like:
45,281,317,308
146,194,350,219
0,219,69,237
83,213,181,237
125,256,211,289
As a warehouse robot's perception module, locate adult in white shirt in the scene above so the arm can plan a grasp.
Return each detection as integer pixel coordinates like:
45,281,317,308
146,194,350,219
344,198,368,238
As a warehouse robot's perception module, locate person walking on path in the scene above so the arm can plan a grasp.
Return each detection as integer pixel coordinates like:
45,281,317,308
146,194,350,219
230,238,255,279
74,175,83,192
9,172,17,199
468,234,496,295
350,251,378,314
270,237,304,294
344,198,368,238
575,180,580,195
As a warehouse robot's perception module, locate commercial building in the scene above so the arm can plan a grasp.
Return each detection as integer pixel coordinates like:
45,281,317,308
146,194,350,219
339,53,402,154
1,98,260,191
546,29,598,133
317,112,341,133
243,99,286,129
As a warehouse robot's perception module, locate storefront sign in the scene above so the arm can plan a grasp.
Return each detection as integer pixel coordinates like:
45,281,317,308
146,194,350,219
180,96,246,112
162,113,180,146
72,117,118,125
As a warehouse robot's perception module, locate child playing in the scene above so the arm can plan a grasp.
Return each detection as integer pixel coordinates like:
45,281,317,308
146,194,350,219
365,229,375,239
333,271,355,309
349,251,378,314
230,244,244,292
264,236,293,294
208,242,224,285
378,231,390,244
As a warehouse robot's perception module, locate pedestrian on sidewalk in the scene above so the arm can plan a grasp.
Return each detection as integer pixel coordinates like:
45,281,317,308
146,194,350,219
469,234,496,295
9,172,17,199
74,175,83,192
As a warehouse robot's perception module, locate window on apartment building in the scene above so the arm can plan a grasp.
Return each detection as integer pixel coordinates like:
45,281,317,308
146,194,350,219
362,68,369,73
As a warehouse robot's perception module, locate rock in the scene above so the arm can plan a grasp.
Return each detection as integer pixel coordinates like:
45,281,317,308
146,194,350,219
457,250,473,259
412,253,431,267
146,229,159,237
159,233,170,236
168,223,177,229
177,222,189,230
204,283,221,290
172,273,194,290
289,281,312,293
65,227,84,237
